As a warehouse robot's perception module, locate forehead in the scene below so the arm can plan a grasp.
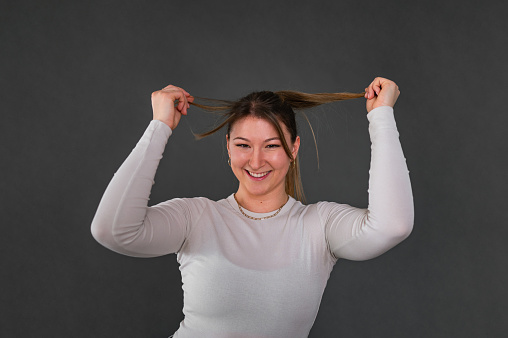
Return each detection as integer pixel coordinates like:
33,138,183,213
230,116,290,139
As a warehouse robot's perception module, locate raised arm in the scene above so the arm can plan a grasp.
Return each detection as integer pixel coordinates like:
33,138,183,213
90,85,195,257
320,78,414,261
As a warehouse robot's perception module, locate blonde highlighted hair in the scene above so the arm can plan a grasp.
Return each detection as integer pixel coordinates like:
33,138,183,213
190,90,365,203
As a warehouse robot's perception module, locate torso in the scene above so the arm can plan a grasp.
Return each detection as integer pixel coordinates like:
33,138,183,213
173,194,336,338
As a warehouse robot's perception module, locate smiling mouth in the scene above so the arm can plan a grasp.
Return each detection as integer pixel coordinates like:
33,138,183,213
246,170,271,178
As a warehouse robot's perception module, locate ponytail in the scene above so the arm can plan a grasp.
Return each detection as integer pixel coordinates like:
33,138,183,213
275,91,365,109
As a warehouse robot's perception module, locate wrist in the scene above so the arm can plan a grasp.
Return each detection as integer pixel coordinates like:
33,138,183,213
152,119,174,133
153,118,174,130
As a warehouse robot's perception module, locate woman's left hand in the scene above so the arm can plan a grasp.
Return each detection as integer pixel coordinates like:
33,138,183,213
364,77,400,113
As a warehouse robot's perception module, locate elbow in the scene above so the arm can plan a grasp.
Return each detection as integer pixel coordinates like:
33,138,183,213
90,223,101,242
383,205,414,241
367,209,414,241
388,217,414,242
90,220,110,246
396,221,413,240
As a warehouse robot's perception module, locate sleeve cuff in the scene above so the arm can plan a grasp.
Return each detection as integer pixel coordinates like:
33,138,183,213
367,106,397,128
150,119,173,139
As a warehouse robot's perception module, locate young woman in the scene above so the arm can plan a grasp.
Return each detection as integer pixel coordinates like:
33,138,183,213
91,77,413,337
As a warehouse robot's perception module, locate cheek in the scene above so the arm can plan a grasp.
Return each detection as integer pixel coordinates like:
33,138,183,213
272,152,291,168
230,149,248,166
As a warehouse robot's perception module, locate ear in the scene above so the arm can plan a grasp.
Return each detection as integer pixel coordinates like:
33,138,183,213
292,136,300,160
226,135,230,155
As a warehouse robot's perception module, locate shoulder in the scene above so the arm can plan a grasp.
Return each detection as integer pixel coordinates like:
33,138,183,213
153,196,209,207
314,200,352,210
283,199,352,215
151,196,222,218
283,200,351,222
314,201,363,223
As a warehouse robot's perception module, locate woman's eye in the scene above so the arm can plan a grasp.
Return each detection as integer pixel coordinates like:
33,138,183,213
236,144,249,148
267,144,280,148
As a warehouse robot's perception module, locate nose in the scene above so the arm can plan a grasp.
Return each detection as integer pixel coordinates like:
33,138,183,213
248,148,265,170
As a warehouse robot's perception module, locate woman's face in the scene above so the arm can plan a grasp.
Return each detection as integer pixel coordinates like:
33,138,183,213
227,116,300,199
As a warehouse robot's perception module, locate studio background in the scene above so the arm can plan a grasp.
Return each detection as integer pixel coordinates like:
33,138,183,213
1,1,506,337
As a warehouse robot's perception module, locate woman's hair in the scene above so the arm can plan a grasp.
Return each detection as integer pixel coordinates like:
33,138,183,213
189,90,365,203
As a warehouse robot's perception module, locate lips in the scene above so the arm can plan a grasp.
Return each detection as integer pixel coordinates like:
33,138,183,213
245,170,271,179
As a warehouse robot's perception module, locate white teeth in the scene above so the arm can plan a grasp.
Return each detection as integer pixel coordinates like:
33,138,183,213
248,170,269,178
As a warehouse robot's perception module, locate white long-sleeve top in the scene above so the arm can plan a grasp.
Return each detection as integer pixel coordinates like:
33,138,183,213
91,106,413,338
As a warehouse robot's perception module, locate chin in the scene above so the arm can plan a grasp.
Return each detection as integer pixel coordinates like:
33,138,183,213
244,187,269,197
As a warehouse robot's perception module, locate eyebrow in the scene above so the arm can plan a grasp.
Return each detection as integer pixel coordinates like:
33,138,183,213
233,137,281,142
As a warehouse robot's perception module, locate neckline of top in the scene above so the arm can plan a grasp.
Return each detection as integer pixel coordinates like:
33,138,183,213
226,193,296,220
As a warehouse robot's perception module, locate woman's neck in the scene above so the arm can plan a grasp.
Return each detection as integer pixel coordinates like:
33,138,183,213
234,188,289,213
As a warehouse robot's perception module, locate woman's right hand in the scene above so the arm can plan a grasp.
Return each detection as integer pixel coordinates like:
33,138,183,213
151,85,194,130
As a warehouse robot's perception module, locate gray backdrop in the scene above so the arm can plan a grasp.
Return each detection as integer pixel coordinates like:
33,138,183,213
2,0,507,337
